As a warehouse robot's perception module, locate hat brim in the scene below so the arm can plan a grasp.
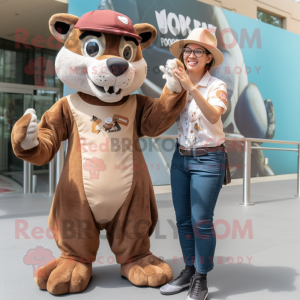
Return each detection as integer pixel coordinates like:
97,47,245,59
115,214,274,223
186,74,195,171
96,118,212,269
75,26,142,41
170,39,224,68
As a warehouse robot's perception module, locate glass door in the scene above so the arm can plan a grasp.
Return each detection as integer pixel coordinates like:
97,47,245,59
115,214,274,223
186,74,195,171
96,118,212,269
31,90,57,188
0,92,32,194
0,89,57,194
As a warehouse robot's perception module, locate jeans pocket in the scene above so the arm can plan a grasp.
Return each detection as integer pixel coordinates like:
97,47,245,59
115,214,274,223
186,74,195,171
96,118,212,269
195,153,208,163
195,152,222,173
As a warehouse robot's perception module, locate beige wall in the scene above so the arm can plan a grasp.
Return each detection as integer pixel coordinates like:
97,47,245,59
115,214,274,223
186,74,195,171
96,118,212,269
197,0,300,35
0,0,68,48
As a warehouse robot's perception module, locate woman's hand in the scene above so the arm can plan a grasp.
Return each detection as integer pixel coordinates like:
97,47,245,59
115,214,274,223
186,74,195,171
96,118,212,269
173,67,195,92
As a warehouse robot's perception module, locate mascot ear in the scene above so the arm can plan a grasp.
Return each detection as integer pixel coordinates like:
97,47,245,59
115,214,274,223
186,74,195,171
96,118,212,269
49,13,79,43
134,24,157,51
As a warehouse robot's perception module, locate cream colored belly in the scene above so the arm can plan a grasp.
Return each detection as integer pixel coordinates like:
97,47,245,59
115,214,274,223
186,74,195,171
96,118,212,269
67,93,136,224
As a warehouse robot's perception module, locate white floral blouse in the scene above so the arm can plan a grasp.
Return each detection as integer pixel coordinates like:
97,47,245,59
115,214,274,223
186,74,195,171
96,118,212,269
176,70,228,148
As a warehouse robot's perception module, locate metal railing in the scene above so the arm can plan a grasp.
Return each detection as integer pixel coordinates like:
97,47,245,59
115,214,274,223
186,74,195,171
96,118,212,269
22,137,300,205
23,142,65,196
144,135,300,205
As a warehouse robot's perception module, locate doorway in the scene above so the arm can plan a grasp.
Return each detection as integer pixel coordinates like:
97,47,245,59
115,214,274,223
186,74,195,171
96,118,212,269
0,85,59,194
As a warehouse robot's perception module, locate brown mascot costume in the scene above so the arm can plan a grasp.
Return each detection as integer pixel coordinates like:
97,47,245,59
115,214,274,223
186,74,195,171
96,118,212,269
11,10,187,295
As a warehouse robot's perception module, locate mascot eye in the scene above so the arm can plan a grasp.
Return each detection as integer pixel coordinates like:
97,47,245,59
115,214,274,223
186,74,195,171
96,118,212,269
84,39,102,58
123,45,132,61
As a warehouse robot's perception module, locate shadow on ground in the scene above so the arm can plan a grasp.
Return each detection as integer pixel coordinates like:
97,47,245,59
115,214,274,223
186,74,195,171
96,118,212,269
43,257,298,298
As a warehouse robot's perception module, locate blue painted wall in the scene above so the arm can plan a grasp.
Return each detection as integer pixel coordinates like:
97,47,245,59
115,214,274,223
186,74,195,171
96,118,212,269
223,9,300,175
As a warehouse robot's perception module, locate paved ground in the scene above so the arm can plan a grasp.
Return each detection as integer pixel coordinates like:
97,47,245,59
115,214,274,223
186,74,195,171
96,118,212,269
0,177,300,299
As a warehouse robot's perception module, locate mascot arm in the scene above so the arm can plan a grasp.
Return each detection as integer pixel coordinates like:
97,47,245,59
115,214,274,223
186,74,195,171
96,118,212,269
159,58,183,93
11,97,71,166
136,83,187,137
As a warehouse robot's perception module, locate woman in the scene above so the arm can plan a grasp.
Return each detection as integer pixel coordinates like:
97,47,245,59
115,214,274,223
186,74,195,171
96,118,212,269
160,28,227,300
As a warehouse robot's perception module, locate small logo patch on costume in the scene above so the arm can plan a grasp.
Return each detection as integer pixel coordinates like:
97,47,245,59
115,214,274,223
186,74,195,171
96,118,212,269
216,90,228,106
83,157,106,179
116,114,129,126
103,114,129,133
118,16,129,24
91,115,102,134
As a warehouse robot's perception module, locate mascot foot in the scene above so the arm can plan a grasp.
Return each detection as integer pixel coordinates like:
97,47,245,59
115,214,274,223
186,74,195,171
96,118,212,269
34,257,92,295
121,254,173,287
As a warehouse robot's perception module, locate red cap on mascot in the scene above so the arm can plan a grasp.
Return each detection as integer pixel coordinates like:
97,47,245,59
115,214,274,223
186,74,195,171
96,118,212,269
74,10,142,41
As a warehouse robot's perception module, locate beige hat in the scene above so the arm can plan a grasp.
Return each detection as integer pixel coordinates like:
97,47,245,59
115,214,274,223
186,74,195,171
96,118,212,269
170,28,223,68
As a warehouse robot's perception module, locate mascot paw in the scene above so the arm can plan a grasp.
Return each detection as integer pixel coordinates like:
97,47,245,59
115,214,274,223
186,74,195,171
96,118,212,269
21,108,39,150
121,254,173,287
34,257,92,295
159,58,182,93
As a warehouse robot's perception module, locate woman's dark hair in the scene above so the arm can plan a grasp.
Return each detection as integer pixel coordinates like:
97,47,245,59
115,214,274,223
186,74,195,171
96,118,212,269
179,44,215,72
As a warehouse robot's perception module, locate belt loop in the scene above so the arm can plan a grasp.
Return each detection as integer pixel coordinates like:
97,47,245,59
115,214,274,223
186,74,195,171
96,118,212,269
221,142,226,152
193,147,196,157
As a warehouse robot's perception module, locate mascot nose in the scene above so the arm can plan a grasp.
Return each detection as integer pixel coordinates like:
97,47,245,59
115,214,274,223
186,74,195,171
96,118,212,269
107,58,129,77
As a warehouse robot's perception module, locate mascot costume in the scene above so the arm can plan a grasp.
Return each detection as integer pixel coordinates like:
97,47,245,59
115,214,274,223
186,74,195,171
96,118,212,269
11,10,187,295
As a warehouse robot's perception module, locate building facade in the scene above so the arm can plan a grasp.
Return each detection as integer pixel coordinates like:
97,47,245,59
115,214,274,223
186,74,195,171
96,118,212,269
198,0,300,35
0,0,67,194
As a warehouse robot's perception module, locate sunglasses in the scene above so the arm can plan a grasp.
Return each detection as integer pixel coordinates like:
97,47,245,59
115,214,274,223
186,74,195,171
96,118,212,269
182,47,210,58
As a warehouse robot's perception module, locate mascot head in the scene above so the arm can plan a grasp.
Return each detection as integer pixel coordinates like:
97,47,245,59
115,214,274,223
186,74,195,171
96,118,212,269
49,10,157,103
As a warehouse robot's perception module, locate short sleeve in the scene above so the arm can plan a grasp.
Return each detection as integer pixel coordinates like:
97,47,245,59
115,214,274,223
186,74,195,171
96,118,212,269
207,81,228,114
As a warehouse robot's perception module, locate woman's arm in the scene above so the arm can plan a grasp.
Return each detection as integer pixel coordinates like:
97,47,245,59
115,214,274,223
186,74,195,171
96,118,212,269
189,88,224,124
135,59,187,137
173,67,227,124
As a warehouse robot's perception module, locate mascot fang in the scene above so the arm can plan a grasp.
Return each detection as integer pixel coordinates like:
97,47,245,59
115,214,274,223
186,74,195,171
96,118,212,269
11,10,187,295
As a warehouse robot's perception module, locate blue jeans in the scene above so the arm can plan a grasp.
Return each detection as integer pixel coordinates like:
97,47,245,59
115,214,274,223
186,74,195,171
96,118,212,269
170,143,226,274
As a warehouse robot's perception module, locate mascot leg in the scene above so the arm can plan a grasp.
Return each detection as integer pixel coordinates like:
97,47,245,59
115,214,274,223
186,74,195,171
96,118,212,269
105,178,173,287
34,183,101,295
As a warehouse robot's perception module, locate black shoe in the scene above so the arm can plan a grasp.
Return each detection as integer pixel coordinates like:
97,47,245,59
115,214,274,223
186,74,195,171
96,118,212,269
160,265,195,295
186,273,208,300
